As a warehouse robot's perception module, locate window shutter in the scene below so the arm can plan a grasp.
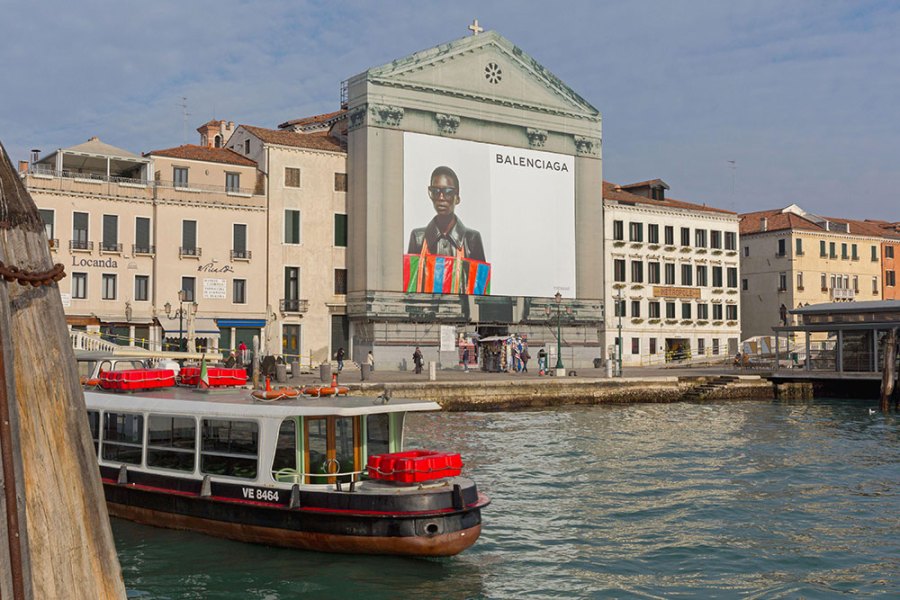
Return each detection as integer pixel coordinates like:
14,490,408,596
136,217,150,248
233,224,247,252
103,215,118,246
183,221,197,249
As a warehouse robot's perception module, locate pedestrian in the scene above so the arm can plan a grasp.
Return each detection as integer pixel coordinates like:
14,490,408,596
521,347,530,372
238,341,248,365
413,347,423,374
462,347,470,372
367,350,375,372
538,348,547,374
336,347,345,372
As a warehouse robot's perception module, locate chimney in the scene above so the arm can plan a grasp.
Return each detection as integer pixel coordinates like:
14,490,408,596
760,217,768,232
18,161,28,174
30,149,40,163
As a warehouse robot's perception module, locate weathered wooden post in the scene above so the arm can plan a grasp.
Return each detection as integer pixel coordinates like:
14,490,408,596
880,328,896,413
0,141,126,598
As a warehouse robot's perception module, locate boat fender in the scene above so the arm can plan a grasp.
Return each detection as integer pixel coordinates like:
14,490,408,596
117,465,128,485
289,484,301,509
201,475,212,498
452,483,464,510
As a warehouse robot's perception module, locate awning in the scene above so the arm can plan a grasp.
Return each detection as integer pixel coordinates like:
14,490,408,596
216,319,266,328
159,317,221,338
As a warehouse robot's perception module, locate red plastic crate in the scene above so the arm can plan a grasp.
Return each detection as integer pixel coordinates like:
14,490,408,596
180,367,247,387
367,450,463,483
99,369,176,391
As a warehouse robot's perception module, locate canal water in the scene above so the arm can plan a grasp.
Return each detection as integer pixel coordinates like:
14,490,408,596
116,398,899,599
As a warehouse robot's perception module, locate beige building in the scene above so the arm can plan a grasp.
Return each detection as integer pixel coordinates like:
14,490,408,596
739,205,891,339
603,180,741,366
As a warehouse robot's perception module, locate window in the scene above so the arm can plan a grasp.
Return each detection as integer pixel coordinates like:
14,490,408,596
282,325,301,358
39,209,54,241
101,215,119,252
841,243,848,259
102,274,116,300
713,304,723,320
648,224,659,244
712,266,723,287
285,210,301,244
829,242,836,259
712,339,720,355
821,273,827,290
696,265,708,287
853,275,858,291
648,262,660,284
284,167,301,188
820,240,827,257
631,261,643,283
629,222,643,242
181,277,195,302
284,267,300,301
743,246,750,257
334,214,348,247
777,238,786,257
173,167,189,188
797,272,804,290
649,301,660,319
887,271,896,287
232,224,248,259
614,299,626,317
872,277,878,294
726,305,738,320
695,229,707,248
273,419,298,473
614,259,626,282
72,272,87,299
697,339,705,355
724,232,736,250
135,217,151,254
795,238,804,255
650,338,657,355
711,230,721,249
727,267,738,288
201,419,258,479
226,172,240,193
887,246,895,259
181,220,197,255
779,272,787,291
334,269,347,295
664,263,675,285
871,245,878,261
851,244,858,260
612,220,624,241
681,264,692,286
147,415,196,472
102,412,143,464
631,300,641,318
135,275,149,302
73,212,89,249
366,414,390,458
666,302,676,319
233,279,246,304
244,139,251,155
681,302,692,319
631,338,640,355
742,278,748,291
664,226,674,245
334,172,347,192
681,227,690,246
697,304,709,320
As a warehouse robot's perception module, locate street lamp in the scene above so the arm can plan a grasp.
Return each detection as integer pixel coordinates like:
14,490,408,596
545,291,571,372
164,290,188,352
616,288,624,377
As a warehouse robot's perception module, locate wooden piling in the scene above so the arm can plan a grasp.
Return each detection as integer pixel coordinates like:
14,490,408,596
0,141,126,597
881,328,896,412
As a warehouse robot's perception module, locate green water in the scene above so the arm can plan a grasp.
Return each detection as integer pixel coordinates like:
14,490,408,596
117,398,900,599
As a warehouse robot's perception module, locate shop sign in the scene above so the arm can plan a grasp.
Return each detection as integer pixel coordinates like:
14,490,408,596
652,286,701,299
204,278,226,299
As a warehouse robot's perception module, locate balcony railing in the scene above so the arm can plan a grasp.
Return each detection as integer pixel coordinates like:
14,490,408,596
231,249,252,260
179,247,202,258
830,288,855,300
26,166,258,196
100,242,123,253
280,298,309,313
132,244,155,255
157,179,256,196
29,165,149,186
69,240,93,252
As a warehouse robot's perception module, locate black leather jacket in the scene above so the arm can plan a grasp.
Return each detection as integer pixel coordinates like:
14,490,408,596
407,216,486,262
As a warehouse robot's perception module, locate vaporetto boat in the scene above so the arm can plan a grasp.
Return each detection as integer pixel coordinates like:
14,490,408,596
84,384,489,556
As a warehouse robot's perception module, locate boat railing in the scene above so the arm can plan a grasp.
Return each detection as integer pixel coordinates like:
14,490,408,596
273,467,366,485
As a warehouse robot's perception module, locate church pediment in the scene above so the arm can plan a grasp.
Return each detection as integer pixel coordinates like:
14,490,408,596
364,31,599,120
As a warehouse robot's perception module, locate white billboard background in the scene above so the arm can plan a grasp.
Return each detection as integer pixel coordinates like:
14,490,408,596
403,132,575,298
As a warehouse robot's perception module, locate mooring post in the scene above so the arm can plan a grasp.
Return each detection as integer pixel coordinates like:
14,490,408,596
881,328,896,412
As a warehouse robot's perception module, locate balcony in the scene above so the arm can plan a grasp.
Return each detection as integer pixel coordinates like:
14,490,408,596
69,240,93,252
231,249,252,260
830,288,855,301
132,244,155,256
100,242,123,254
280,298,309,314
179,247,202,258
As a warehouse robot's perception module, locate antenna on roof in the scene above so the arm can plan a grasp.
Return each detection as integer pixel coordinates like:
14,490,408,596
177,97,191,145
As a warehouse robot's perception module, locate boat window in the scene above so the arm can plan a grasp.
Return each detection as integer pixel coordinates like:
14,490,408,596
334,417,355,484
272,418,297,474
200,419,258,479
366,414,390,458
102,412,144,465
147,415,196,472
304,416,360,484
306,417,328,484
87,410,100,456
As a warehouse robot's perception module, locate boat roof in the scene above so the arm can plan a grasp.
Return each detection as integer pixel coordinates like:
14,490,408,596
84,388,441,418
75,349,209,361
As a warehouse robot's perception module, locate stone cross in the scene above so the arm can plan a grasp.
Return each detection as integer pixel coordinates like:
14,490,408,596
468,18,483,36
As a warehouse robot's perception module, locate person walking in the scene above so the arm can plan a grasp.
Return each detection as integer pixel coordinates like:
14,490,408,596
238,341,248,365
462,347,470,372
336,347,345,372
413,347,423,374
521,347,530,373
367,350,375,372
538,348,547,375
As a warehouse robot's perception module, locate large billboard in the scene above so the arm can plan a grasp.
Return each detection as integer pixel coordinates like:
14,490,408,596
402,132,575,298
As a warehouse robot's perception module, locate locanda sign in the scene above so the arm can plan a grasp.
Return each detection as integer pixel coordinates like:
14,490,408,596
71,256,117,268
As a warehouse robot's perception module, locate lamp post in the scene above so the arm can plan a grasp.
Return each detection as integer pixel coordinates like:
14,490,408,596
616,288,623,377
164,290,188,352
545,291,570,372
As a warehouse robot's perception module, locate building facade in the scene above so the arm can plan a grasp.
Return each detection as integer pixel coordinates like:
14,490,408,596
603,180,741,365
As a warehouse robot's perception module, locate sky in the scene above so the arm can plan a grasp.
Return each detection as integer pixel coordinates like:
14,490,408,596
1,0,898,220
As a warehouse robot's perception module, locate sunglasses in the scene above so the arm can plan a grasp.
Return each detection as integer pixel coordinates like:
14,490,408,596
428,186,458,198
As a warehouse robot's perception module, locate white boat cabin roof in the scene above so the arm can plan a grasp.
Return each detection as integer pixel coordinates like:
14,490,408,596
85,388,441,419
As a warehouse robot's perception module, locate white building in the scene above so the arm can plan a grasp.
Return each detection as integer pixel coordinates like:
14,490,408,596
602,180,742,366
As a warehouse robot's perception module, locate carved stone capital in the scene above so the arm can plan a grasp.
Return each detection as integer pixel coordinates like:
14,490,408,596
526,128,548,148
348,106,367,131
434,113,461,135
370,104,405,127
574,135,600,156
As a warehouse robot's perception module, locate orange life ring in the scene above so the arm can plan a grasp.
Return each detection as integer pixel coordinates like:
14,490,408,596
252,387,299,401
80,376,101,387
334,386,349,396
318,387,336,397
302,386,321,397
